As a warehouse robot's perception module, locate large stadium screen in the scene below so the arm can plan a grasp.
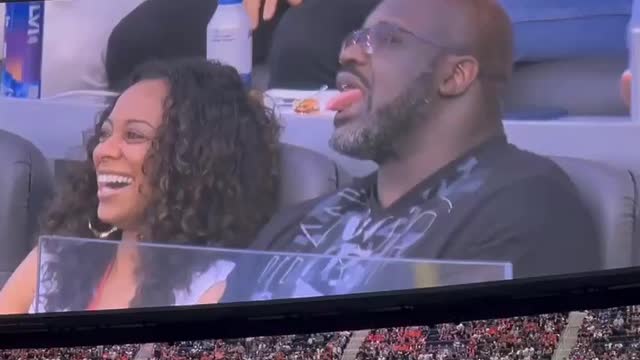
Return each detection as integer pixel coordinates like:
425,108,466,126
0,0,635,322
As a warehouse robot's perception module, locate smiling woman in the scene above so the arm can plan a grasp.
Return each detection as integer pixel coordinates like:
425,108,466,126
0,58,281,314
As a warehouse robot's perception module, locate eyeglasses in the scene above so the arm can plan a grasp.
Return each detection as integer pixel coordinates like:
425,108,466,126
341,22,452,56
341,22,508,83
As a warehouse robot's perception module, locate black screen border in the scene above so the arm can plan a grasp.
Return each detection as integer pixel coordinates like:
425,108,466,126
1,267,640,349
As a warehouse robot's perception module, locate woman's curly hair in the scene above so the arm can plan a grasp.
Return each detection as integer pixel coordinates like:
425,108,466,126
38,58,281,312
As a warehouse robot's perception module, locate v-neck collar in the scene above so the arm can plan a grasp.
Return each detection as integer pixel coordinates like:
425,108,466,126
361,135,508,214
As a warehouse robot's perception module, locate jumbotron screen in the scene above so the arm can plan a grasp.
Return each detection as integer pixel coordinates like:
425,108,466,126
0,0,635,329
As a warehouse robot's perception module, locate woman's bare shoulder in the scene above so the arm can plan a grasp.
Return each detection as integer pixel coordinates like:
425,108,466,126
0,247,39,315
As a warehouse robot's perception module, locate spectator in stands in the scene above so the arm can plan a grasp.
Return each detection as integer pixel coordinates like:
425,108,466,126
267,0,382,89
2,344,141,360
244,0,302,30
357,315,568,360
107,0,382,90
225,0,600,302
151,333,350,360
14,0,375,94
2,0,146,96
0,58,281,314
106,0,237,91
571,307,640,360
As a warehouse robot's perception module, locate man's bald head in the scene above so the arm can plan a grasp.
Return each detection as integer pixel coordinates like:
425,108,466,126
458,0,514,85
368,0,513,86
329,0,512,162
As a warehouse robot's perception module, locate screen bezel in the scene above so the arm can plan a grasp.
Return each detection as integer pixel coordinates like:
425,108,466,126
2,266,640,349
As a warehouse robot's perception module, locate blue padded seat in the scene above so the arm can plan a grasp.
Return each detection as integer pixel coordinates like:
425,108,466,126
501,0,631,62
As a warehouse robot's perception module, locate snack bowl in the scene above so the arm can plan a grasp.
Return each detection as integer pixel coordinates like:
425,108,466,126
265,88,339,118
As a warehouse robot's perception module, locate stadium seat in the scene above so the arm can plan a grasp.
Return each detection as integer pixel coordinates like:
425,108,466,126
0,130,54,288
499,0,631,117
550,157,639,269
504,58,629,118
278,143,351,208
253,64,270,92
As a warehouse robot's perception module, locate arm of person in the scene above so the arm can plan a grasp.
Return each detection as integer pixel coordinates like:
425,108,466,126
442,176,601,280
198,281,227,305
622,70,631,110
244,0,303,29
195,259,236,305
0,247,39,314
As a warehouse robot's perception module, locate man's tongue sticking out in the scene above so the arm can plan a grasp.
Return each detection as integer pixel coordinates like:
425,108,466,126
327,89,364,112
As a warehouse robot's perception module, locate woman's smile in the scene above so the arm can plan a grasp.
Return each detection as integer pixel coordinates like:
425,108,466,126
97,172,135,200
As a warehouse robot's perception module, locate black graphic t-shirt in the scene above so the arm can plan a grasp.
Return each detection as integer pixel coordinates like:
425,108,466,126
222,136,600,303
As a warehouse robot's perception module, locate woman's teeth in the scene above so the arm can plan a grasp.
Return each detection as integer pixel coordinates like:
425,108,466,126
98,174,133,187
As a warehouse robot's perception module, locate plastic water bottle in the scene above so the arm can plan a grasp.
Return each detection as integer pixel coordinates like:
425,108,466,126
628,0,640,121
206,0,252,88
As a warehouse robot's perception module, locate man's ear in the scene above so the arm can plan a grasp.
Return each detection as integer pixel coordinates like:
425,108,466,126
438,56,480,97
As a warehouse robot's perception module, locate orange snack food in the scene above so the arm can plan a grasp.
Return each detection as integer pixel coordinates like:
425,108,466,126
293,98,320,114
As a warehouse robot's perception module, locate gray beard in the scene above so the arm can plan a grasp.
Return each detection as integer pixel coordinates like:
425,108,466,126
329,72,434,163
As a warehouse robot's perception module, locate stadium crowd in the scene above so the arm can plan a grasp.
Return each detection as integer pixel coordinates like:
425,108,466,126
6,307,640,360
148,332,351,360
356,314,565,360
0,332,350,360
570,306,640,360
1,344,140,360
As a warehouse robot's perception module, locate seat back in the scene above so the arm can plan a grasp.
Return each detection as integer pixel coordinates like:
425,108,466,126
278,143,351,208
504,58,628,117
549,156,638,269
0,130,54,287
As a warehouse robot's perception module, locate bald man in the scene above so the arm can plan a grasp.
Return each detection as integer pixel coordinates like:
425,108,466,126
223,0,600,302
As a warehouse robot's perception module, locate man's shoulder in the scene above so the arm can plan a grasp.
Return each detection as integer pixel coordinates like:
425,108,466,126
477,145,598,240
251,190,344,251
475,143,598,236
484,146,587,213
497,143,581,191
456,152,602,276
253,175,376,251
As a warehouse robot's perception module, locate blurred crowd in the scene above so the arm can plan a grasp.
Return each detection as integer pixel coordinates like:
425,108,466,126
356,314,565,360
1,344,140,360
6,307,640,360
571,306,640,360
149,332,351,360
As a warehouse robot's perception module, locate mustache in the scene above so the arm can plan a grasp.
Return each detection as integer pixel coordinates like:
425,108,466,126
337,64,370,89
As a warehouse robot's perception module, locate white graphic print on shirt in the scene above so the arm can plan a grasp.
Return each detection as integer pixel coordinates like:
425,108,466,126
252,157,490,300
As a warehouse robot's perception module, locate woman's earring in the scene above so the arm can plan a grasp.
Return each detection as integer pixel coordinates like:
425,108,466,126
88,219,118,239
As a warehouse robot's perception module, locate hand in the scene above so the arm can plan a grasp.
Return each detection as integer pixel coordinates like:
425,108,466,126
621,70,631,110
243,0,304,29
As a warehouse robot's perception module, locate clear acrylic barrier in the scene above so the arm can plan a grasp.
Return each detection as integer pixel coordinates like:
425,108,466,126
35,236,512,313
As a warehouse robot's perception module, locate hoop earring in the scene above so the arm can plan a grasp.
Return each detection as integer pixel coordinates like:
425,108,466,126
88,219,118,239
